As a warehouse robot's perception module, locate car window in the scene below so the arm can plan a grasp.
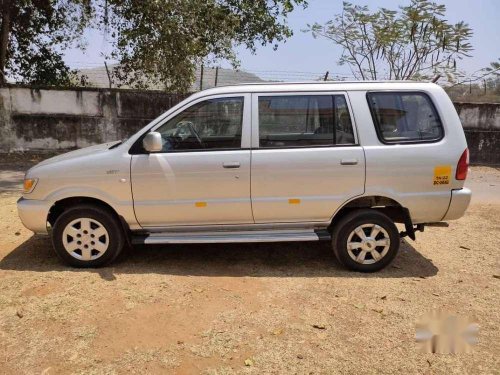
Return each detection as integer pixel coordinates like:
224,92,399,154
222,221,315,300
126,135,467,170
367,92,443,143
155,97,243,151
258,95,355,148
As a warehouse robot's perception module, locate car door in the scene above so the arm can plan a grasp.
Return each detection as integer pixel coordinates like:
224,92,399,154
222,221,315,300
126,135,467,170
130,94,253,228
250,92,365,223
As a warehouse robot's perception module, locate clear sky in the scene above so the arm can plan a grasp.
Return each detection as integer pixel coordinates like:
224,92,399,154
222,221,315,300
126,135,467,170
64,0,500,78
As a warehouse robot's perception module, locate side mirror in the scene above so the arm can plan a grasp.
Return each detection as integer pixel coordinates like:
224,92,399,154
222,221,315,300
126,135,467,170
143,132,162,152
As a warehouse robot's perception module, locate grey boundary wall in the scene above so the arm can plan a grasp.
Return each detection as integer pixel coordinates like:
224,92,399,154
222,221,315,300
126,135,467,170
0,86,189,153
453,102,500,165
0,86,499,165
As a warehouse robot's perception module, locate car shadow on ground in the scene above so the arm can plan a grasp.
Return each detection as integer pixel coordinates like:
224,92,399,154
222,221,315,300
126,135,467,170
0,235,438,279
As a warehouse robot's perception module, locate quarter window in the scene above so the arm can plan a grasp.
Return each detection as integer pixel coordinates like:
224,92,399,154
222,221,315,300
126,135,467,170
155,97,243,151
367,92,443,143
258,95,355,148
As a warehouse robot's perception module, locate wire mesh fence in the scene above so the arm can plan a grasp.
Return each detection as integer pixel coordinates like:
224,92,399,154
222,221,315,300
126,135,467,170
3,65,363,91
11,60,500,103
445,79,500,103
192,67,357,90
68,61,357,91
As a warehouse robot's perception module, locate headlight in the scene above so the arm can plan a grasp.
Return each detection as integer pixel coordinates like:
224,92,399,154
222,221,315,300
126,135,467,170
23,178,38,194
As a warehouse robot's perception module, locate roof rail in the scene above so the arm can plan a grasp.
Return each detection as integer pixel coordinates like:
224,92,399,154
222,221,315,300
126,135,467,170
215,80,422,88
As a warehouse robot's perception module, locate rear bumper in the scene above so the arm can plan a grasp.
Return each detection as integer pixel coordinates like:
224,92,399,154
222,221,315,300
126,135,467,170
442,187,472,221
17,197,51,235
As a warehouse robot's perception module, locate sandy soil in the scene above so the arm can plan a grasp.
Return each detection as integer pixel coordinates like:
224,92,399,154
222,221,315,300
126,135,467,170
0,162,499,374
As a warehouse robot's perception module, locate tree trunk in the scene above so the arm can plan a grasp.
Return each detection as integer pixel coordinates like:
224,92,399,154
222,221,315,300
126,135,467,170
0,0,12,85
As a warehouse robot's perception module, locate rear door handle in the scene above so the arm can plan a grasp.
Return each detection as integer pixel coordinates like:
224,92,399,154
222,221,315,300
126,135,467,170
223,162,240,169
340,158,358,165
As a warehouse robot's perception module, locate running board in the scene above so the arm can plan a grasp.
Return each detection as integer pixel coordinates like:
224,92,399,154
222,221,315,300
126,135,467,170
132,229,331,245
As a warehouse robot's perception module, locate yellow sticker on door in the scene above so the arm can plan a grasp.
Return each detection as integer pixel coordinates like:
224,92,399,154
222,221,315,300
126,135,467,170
433,165,452,186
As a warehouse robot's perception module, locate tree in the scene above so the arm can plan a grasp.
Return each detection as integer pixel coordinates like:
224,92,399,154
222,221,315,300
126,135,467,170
482,58,500,95
0,0,306,90
305,0,473,81
0,0,91,86
485,58,500,77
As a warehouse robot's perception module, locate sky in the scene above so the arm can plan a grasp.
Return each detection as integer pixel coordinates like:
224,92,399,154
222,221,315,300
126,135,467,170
63,0,500,79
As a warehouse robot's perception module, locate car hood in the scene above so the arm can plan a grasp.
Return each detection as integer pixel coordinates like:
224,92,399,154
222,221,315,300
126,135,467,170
34,141,122,168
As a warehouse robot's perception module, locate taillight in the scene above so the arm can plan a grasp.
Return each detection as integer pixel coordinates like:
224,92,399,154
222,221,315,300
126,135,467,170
456,148,469,180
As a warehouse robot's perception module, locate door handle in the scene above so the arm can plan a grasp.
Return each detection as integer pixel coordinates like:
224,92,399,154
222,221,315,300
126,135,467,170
223,162,240,169
340,158,358,165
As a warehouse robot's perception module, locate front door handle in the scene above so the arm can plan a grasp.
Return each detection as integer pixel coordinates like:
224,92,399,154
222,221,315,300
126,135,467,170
340,158,358,165
223,162,240,169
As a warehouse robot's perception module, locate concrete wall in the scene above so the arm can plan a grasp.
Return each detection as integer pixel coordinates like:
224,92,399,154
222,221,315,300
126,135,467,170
0,86,188,152
0,86,499,164
454,102,500,165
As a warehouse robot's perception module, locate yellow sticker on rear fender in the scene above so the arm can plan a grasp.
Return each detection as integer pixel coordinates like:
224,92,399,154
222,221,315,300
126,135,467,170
433,165,451,185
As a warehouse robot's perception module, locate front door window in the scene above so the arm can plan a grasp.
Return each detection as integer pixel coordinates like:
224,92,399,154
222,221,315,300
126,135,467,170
155,97,244,151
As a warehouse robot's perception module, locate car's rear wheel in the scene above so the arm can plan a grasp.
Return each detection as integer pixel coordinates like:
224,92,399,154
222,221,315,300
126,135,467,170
52,204,125,267
332,209,400,272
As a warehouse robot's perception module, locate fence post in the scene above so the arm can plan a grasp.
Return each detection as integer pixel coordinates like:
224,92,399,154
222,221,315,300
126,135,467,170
324,71,329,81
431,75,441,83
215,67,219,87
200,65,204,91
104,61,112,89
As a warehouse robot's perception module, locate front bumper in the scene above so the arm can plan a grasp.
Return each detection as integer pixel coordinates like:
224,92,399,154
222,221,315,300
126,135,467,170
442,187,472,221
17,197,51,235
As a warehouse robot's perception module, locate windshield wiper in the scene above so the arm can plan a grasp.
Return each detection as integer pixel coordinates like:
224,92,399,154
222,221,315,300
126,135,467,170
109,140,123,149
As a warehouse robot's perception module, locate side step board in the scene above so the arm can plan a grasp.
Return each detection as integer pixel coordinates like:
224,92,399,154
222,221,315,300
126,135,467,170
132,229,331,245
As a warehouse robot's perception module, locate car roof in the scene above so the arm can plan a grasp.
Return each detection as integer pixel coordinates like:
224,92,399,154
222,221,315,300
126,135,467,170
188,81,439,99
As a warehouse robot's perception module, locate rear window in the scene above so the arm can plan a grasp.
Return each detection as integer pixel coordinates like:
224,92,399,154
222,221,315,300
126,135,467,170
366,92,444,144
258,95,356,148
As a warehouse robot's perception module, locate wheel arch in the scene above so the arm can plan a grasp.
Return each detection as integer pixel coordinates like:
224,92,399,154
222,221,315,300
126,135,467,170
329,195,411,232
47,196,131,235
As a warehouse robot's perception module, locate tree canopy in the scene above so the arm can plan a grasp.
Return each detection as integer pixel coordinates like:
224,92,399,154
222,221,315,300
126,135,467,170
485,58,500,77
0,0,306,90
0,0,91,86
305,0,473,81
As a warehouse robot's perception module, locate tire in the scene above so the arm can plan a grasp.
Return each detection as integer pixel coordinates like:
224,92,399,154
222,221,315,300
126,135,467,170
52,204,125,268
331,209,400,272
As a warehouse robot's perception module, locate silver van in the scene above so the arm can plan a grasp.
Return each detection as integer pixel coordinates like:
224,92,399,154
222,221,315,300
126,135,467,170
17,82,471,272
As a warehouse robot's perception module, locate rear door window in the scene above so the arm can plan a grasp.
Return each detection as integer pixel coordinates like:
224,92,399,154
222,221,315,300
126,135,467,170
258,95,355,148
366,92,444,143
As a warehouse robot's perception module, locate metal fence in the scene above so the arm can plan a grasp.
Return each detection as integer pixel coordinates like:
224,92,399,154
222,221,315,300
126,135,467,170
446,81,500,103
18,60,500,103
68,61,356,91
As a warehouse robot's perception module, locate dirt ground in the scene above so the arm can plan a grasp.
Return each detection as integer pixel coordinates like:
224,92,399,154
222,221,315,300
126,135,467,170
0,157,499,374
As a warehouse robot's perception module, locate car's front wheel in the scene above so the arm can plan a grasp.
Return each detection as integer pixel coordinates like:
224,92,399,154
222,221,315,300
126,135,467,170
332,209,400,272
52,204,125,267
